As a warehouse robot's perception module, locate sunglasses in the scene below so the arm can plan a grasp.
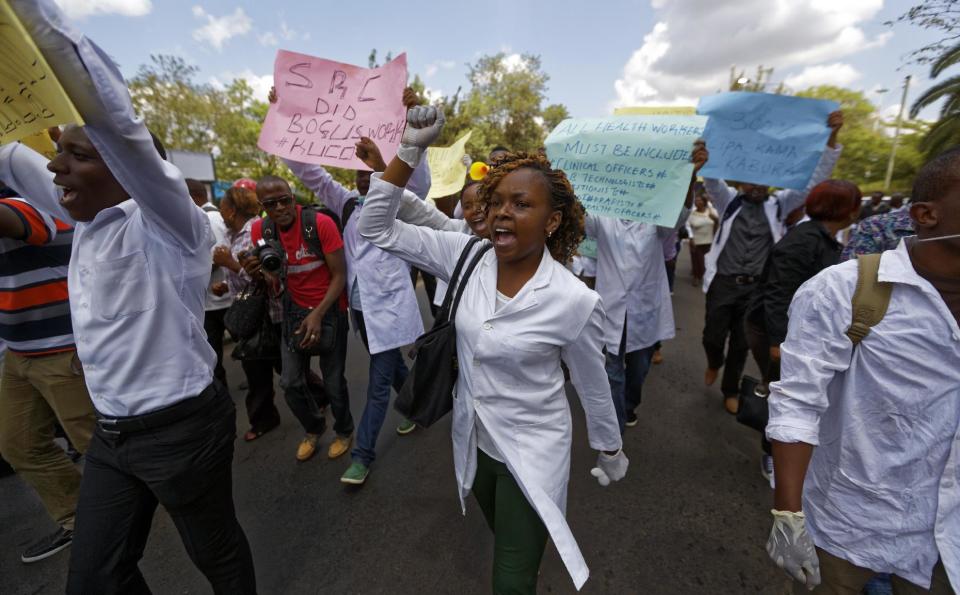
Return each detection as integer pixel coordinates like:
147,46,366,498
259,195,294,209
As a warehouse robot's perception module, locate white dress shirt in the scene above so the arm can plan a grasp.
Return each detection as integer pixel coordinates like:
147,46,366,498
702,145,842,292
0,1,215,416
586,210,688,355
359,173,622,590
767,240,960,590
203,205,233,311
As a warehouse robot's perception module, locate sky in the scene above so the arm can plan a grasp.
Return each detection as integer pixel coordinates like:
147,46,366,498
52,0,945,123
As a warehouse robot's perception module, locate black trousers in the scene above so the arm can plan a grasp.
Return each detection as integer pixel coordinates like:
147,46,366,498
745,320,780,456
67,382,256,595
204,308,229,388
703,275,757,397
240,355,282,433
411,267,438,317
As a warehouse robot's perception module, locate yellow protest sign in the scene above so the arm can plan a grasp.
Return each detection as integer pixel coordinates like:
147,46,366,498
426,131,473,200
0,0,83,144
20,130,55,158
614,106,697,115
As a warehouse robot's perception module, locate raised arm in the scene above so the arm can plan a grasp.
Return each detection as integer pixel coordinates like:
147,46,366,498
282,158,355,218
10,0,208,249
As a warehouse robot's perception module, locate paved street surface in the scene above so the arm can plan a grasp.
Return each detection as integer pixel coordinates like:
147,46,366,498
2,254,792,594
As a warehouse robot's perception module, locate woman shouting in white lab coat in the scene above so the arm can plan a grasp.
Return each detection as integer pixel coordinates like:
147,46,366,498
359,106,627,594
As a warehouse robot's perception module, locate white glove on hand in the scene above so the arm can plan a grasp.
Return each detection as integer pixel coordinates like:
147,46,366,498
397,105,445,168
590,450,628,486
767,510,821,590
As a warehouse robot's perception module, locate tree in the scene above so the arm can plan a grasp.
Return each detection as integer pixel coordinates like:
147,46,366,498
431,52,567,157
797,86,925,192
888,0,960,64
910,42,960,157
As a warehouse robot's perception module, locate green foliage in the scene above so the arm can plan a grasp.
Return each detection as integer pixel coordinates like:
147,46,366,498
909,40,960,158
888,0,960,65
797,86,925,192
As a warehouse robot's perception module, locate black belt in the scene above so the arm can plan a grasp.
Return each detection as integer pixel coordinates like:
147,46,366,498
719,274,758,285
95,383,218,436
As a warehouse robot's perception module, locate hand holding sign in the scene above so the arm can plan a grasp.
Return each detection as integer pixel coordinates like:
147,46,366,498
258,51,408,170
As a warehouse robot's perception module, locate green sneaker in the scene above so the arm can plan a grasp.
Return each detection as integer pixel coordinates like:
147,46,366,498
340,462,369,485
396,419,417,435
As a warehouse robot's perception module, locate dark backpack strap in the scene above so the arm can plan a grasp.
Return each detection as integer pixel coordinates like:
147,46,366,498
299,207,325,258
436,237,483,323
450,242,493,320
261,215,277,242
341,197,360,229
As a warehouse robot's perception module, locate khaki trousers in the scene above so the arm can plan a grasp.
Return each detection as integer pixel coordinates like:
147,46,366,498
0,350,95,530
797,548,955,595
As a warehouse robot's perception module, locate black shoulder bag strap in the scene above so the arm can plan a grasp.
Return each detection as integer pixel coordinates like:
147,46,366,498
341,197,360,229
434,237,485,325
299,207,326,258
442,237,492,326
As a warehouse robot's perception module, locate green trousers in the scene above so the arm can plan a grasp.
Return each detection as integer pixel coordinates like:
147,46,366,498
473,449,549,595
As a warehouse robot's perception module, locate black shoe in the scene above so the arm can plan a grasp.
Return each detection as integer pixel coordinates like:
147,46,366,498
21,527,73,563
625,410,639,427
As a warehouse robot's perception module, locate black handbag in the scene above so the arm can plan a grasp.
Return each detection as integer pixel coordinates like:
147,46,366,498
736,375,769,433
281,293,339,356
224,284,267,341
394,237,491,427
231,314,281,361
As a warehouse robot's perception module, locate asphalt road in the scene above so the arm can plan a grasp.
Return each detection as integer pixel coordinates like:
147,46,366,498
2,252,793,595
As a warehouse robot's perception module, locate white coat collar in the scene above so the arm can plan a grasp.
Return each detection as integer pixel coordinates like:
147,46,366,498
879,238,960,335
479,245,555,320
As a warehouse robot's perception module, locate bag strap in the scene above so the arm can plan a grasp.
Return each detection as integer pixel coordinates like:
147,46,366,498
845,253,893,346
449,242,493,321
299,207,326,258
342,197,360,229
436,237,483,323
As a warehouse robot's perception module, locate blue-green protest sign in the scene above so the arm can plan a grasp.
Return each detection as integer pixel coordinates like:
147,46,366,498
697,92,838,189
545,115,706,225
578,237,597,259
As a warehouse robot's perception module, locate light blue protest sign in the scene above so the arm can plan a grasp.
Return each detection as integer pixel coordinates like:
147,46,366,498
697,92,838,189
545,115,706,225
578,237,597,259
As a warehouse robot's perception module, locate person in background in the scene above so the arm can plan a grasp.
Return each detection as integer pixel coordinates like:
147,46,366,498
701,111,843,414
590,142,705,431
359,104,626,594
213,186,283,442
245,175,353,462
488,145,510,164
841,208,915,261
0,2,256,591
858,190,889,221
0,186,96,564
744,180,861,487
765,147,960,595
188,178,232,390
888,192,907,213
687,192,718,286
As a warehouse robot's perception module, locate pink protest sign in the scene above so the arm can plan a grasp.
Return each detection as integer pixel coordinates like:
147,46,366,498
257,50,407,170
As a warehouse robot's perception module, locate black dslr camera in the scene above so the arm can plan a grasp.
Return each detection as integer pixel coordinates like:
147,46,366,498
251,238,284,274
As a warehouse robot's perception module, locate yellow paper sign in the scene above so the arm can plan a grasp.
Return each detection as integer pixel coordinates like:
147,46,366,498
614,106,697,115
0,0,83,144
20,130,55,158
426,130,473,200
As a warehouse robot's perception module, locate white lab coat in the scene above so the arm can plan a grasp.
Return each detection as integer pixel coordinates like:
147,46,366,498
586,209,688,355
359,174,622,590
283,159,432,354
702,145,842,292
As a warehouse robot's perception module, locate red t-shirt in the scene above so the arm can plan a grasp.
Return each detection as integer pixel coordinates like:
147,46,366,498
251,206,347,310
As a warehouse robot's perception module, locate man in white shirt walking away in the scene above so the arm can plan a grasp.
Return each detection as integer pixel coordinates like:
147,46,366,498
0,2,256,593
765,147,960,594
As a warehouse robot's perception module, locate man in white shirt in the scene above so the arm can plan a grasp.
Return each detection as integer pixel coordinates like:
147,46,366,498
765,148,960,594
0,2,256,593
188,179,233,389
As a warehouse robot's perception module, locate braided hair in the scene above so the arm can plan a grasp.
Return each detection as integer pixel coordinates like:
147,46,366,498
476,151,585,263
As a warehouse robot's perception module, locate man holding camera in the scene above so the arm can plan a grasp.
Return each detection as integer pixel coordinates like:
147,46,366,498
246,175,354,462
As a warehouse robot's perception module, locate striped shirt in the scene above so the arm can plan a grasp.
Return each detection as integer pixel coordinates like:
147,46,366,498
0,198,75,356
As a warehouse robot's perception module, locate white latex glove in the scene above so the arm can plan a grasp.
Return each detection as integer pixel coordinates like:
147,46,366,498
590,449,628,486
397,105,445,168
767,510,821,589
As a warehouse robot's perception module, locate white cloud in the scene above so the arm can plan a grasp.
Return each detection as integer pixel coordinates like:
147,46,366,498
423,87,445,102
258,32,278,46
211,70,273,101
502,53,526,73
613,0,890,109
54,0,152,19
191,6,252,51
784,63,862,90
425,60,456,78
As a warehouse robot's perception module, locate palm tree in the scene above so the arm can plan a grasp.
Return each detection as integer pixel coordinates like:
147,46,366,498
911,41,960,156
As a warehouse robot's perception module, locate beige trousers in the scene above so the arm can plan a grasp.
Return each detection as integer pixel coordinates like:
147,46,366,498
796,548,954,595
